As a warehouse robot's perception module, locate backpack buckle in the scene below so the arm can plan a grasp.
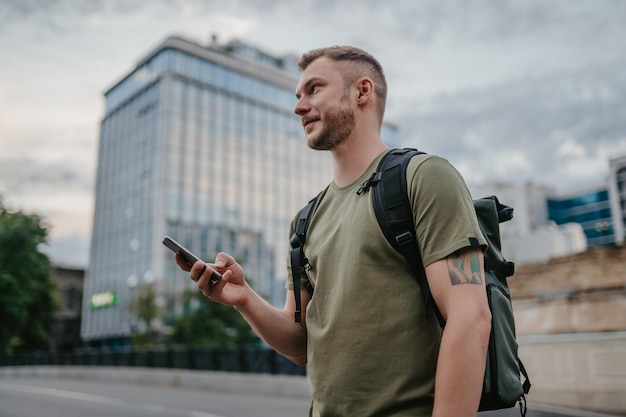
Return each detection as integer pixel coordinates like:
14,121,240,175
290,232,304,249
395,231,414,247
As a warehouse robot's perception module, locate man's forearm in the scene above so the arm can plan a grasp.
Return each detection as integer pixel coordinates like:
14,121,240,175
234,287,308,364
432,313,491,417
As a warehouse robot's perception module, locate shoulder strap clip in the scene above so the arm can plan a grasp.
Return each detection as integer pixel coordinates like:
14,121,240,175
356,172,382,195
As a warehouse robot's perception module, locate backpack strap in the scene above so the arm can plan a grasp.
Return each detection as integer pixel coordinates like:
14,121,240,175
359,148,445,323
289,194,320,322
485,257,515,279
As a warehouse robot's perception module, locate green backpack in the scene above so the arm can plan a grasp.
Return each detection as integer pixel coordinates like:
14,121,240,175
290,148,531,415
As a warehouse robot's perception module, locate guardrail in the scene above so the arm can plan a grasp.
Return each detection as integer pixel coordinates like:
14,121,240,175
0,346,306,376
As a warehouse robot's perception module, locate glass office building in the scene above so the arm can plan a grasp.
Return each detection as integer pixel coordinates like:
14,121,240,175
547,186,614,247
81,36,399,346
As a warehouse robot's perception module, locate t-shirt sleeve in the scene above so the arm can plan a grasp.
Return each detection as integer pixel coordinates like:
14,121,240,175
407,155,487,267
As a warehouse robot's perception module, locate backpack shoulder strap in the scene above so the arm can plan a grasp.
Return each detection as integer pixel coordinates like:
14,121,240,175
289,193,320,322
369,148,423,256
365,148,444,322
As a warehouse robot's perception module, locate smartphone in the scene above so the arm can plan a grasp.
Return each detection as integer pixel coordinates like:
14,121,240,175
162,236,222,282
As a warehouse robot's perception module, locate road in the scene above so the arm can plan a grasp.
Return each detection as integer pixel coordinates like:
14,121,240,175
0,374,618,417
0,377,309,417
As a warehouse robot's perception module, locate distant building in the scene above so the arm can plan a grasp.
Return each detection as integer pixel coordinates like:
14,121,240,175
547,185,614,247
470,151,626,265
470,182,587,264
50,266,84,351
608,153,626,245
471,182,554,237
81,34,399,347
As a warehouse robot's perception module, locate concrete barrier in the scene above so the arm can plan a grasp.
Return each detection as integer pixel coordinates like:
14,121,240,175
519,331,626,415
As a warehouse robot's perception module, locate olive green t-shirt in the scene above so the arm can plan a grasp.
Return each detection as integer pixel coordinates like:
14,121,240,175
287,150,486,417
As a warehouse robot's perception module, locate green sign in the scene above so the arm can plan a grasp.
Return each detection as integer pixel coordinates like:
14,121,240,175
89,291,118,309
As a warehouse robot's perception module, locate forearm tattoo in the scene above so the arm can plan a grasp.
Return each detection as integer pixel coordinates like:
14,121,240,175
447,249,483,285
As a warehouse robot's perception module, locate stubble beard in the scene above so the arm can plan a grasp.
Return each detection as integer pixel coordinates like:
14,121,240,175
307,99,356,151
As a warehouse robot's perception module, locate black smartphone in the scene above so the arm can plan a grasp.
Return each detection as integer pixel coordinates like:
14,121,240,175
162,236,222,282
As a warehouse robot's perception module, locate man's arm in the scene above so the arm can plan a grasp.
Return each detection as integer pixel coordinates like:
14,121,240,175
179,252,310,365
425,247,492,417
234,287,310,365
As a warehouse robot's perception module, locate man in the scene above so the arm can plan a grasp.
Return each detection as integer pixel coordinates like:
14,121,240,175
177,46,491,417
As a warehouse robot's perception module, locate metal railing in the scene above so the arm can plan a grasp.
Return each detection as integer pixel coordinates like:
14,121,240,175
0,346,306,376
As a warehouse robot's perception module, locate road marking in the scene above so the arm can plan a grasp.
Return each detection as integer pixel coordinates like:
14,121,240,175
0,382,227,417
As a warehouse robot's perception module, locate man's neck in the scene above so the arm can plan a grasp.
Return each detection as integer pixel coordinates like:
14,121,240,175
331,136,388,187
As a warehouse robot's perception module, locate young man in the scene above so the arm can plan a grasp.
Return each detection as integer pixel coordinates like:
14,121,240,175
177,46,491,417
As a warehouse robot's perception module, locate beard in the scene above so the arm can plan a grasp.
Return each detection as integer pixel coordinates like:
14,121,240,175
307,99,356,151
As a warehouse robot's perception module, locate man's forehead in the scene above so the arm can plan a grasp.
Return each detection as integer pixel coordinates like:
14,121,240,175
296,57,341,91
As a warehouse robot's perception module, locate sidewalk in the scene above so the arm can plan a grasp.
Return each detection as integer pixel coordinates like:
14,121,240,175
0,365,311,399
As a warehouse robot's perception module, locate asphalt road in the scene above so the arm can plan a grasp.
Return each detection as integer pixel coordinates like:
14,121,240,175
0,377,310,417
0,374,618,417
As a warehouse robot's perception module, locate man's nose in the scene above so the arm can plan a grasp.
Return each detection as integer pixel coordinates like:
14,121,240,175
294,97,309,116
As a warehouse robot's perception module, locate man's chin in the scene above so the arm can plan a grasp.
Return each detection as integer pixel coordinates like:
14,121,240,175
306,129,342,151
307,135,323,150
308,139,331,151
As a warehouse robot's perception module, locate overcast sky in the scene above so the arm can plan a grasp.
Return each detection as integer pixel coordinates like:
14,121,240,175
1,0,625,268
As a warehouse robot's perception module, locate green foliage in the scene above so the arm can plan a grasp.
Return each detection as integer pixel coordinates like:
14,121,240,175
130,283,160,328
127,283,163,346
127,283,258,348
0,197,59,355
168,288,259,347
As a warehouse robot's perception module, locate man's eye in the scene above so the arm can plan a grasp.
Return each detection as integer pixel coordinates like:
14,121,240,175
311,85,319,93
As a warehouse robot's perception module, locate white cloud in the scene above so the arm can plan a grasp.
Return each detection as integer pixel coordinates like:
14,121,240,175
556,138,586,159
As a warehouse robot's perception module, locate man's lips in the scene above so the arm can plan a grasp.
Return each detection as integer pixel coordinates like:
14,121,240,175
302,117,319,130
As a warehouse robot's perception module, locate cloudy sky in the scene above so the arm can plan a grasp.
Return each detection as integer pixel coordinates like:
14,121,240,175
1,0,625,267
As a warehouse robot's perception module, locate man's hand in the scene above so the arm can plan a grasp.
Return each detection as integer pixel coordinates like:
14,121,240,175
176,252,248,307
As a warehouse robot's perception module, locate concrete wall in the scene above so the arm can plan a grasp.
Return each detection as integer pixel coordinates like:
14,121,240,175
513,288,626,334
518,332,626,415
510,245,626,335
509,246,626,415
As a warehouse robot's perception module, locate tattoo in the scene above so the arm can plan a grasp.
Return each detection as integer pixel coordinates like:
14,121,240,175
447,249,483,285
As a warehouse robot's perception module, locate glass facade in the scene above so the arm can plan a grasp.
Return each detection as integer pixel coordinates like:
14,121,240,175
81,37,355,346
547,188,614,247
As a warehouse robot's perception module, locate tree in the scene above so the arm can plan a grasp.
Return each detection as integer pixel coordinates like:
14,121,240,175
0,197,58,355
168,288,259,347
127,282,164,346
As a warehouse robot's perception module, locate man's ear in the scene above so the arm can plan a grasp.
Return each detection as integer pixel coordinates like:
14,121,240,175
355,77,374,104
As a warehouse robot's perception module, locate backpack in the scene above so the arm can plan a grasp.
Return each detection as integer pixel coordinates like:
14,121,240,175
289,148,531,415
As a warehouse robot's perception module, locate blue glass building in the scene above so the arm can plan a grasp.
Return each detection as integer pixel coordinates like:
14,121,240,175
81,36,398,346
547,187,614,247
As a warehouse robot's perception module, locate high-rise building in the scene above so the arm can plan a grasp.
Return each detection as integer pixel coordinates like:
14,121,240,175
81,35,399,347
